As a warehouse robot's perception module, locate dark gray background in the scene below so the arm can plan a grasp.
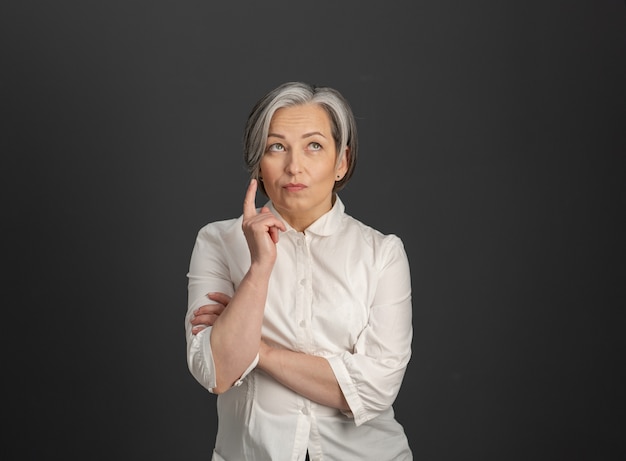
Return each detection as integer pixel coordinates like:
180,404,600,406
3,1,625,460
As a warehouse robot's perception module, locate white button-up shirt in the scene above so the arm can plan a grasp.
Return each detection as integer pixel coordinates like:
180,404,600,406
186,197,413,461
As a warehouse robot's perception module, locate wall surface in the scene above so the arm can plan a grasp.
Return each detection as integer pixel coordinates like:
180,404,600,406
3,1,625,459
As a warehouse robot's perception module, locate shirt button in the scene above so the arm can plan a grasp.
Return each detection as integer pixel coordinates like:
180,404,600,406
301,407,310,415
299,320,306,328
299,279,306,286
297,239,303,246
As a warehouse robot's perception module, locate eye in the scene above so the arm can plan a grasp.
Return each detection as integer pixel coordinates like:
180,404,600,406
267,143,285,152
308,142,322,151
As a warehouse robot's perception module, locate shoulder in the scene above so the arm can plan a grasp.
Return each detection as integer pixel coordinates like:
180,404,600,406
341,214,407,257
195,215,244,244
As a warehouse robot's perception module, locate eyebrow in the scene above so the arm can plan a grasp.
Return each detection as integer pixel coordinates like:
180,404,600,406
267,131,327,139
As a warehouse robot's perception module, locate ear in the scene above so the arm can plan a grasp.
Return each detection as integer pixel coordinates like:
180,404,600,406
336,147,349,179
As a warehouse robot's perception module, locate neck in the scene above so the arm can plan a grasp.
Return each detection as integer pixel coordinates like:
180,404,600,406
275,195,336,233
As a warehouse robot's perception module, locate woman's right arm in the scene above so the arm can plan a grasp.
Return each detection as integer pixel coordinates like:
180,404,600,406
188,179,285,394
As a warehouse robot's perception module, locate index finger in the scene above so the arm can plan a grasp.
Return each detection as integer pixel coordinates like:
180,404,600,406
242,178,258,219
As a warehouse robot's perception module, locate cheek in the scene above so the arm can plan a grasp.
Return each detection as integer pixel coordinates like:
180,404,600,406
259,158,272,176
259,159,283,184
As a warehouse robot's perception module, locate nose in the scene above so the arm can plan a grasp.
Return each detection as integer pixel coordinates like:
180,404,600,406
285,151,302,176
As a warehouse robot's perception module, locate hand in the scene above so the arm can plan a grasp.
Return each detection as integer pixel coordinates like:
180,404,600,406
242,178,286,267
190,292,231,335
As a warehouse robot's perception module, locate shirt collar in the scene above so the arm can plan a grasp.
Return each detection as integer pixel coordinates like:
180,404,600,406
265,195,345,237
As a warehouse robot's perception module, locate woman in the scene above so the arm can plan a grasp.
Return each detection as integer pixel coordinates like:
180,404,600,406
186,81,413,460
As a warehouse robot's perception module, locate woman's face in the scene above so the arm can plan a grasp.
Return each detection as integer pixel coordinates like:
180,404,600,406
259,103,348,231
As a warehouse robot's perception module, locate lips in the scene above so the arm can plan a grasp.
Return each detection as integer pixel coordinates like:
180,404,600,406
283,183,307,192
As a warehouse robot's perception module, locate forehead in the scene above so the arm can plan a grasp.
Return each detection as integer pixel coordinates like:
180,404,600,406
269,103,331,133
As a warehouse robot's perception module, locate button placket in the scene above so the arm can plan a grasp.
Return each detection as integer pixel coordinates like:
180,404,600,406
294,233,314,351
294,233,308,350
301,234,314,350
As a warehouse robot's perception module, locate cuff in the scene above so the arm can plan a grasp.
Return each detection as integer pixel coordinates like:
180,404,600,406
327,354,367,426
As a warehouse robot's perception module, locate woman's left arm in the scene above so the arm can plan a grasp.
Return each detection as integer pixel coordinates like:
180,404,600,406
257,342,350,411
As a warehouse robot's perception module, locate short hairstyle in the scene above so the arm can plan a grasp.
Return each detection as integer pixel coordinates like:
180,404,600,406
243,81,358,197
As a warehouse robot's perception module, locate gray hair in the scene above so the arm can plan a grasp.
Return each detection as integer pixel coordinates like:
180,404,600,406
243,81,358,197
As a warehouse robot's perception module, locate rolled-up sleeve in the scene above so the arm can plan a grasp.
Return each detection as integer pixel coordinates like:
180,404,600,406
327,236,413,426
